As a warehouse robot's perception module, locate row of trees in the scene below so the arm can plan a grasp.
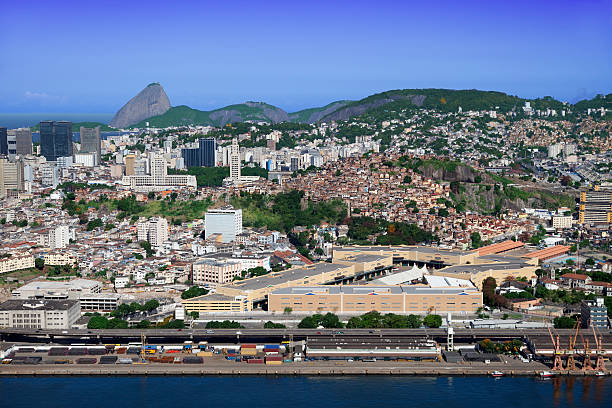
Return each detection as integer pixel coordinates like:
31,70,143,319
297,311,443,329
478,339,524,354
205,320,244,329
110,300,160,318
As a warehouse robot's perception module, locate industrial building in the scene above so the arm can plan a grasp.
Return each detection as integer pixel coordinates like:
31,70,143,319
0,299,80,329
268,285,482,314
182,293,252,313
306,335,440,360
11,278,102,299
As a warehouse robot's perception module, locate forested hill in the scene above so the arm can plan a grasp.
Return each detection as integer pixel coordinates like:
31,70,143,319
125,88,609,128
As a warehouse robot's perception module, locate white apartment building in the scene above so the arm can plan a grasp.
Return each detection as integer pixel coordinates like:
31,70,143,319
44,252,77,266
552,215,573,230
48,225,75,249
137,217,169,247
204,207,242,243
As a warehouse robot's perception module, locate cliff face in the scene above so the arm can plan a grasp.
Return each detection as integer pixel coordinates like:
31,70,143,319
109,83,171,128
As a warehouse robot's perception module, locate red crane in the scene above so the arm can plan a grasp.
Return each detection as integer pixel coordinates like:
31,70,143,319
547,324,563,370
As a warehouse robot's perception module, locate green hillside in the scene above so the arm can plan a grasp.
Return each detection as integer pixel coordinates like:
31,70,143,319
133,102,289,128
288,100,352,123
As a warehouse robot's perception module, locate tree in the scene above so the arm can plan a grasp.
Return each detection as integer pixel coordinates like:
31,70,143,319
423,314,442,328
554,316,576,329
87,315,108,329
136,320,151,329
470,232,482,249
139,241,153,257
35,258,45,270
181,286,209,300
264,321,286,329
283,307,293,315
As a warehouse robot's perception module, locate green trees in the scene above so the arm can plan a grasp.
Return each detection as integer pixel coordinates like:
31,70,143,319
86,218,103,231
479,339,523,354
205,320,244,329
34,258,45,270
554,316,577,329
346,311,422,328
181,286,209,299
297,313,343,329
482,277,507,308
470,232,482,248
423,314,442,328
139,241,153,257
264,321,286,329
87,315,128,329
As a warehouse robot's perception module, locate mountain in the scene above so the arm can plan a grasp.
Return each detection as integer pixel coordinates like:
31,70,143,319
133,101,289,128
109,83,171,128
288,100,352,123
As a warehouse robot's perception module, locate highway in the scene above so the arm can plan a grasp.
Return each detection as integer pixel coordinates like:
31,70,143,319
2,327,607,344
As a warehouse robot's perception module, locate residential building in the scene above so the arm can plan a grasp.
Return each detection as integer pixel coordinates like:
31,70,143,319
137,217,169,247
41,164,59,188
581,298,609,329
79,126,101,164
205,206,242,243
124,154,136,176
48,225,74,249
44,252,77,266
0,253,35,274
40,121,73,161
560,273,592,289
0,299,80,329
552,215,573,229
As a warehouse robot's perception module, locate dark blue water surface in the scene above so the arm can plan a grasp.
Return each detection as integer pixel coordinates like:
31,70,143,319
0,376,610,408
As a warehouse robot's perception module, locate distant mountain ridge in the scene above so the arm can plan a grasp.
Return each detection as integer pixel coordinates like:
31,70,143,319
111,84,610,128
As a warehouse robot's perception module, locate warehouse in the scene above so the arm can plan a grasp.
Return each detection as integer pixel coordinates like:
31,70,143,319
0,299,80,329
268,285,482,314
306,335,440,360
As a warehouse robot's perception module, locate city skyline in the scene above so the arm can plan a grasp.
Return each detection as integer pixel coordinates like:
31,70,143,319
1,0,611,114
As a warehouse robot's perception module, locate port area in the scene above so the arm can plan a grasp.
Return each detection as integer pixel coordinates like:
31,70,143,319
0,355,607,377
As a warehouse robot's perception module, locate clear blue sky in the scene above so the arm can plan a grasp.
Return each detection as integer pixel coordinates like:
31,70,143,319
1,0,611,113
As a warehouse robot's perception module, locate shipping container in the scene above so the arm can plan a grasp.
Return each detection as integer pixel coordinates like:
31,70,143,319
117,358,133,364
265,356,283,361
264,345,280,349
265,360,282,365
247,358,264,364
76,358,97,364
197,351,213,357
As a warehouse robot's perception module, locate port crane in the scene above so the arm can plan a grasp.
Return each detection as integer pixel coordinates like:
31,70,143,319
547,324,564,370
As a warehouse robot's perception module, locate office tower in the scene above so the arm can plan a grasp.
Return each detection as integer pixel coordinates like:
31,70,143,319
6,130,16,158
40,121,73,161
579,186,612,225
15,128,33,156
137,217,168,247
80,126,101,164
230,138,241,181
0,127,7,155
204,206,242,243
0,157,25,198
124,154,136,175
181,137,216,167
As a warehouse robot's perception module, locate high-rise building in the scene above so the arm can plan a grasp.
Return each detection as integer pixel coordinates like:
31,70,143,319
41,164,59,188
137,217,168,247
0,127,7,155
181,137,216,167
124,154,136,176
579,186,612,225
205,206,242,243
0,157,25,198
79,126,101,164
14,128,32,156
230,138,241,181
40,121,73,161
48,225,74,249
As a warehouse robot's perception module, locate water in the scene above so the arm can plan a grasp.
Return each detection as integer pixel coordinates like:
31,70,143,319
0,376,610,408
0,113,113,129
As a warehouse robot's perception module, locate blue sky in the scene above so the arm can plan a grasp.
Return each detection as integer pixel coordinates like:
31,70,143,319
1,0,611,113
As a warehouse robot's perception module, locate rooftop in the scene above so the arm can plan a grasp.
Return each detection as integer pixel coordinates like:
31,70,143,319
0,299,79,311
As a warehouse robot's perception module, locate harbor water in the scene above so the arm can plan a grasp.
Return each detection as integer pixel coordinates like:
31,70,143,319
0,376,610,408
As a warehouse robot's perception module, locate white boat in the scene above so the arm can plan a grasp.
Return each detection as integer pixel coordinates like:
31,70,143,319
539,371,554,378
595,371,606,377
491,371,505,377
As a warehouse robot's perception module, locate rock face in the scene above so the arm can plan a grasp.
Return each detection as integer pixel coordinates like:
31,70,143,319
320,94,426,122
109,83,171,128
